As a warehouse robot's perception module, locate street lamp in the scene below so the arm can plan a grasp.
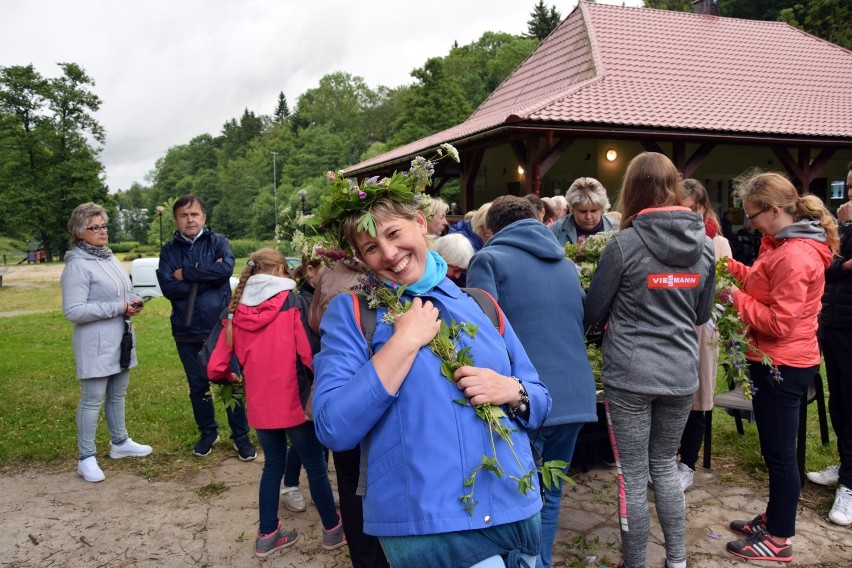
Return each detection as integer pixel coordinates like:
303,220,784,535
271,151,279,242
297,188,308,234
155,206,165,250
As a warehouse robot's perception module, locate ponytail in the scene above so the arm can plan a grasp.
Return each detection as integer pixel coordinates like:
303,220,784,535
796,194,839,254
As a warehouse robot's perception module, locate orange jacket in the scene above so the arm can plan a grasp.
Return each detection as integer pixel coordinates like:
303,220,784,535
729,235,832,367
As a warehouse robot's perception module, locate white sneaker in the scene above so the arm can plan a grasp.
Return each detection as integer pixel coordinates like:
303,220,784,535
77,456,105,483
807,464,840,486
676,462,694,492
109,438,153,459
829,485,852,526
281,486,307,512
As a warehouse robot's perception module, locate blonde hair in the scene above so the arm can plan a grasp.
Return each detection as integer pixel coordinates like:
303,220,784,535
67,202,108,247
226,248,289,345
566,177,610,212
471,202,492,239
734,171,838,253
427,196,449,219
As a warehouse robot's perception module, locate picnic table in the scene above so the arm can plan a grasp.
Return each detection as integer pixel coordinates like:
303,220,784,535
0,268,10,286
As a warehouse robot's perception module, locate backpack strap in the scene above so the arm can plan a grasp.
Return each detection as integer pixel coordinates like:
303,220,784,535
350,292,377,356
462,287,504,335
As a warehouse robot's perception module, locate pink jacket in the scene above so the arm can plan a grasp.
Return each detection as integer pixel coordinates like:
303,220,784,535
207,276,316,430
729,233,832,368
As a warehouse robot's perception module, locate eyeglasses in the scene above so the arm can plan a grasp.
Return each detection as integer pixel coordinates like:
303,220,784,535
744,209,768,223
85,224,109,233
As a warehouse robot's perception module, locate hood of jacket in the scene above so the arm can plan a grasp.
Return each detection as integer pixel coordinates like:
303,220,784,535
762,220,833,268
486,219,564,261
774,219,828,243
232,275,296,332
632,207,707,267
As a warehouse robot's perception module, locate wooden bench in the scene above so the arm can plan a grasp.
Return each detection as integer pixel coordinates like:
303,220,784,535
0,268,9,287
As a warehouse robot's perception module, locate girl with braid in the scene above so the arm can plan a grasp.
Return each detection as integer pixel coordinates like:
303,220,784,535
205,248,345,558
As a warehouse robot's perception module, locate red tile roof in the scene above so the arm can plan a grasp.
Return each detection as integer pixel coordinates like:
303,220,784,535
347,1,852,174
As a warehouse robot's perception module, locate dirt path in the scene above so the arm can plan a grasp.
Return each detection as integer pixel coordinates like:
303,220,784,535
1,457,849,568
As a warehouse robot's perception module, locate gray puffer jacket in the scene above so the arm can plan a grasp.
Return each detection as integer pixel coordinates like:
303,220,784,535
584,208,715,396
61,247,140,379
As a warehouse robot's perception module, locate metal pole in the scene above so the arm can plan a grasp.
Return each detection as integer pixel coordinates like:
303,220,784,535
155,206,165,250
271,151,279,241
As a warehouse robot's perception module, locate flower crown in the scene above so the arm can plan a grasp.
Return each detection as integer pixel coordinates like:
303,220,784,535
316,143,459,254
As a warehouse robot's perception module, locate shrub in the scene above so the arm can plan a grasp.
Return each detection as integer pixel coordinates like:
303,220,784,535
123,253,142,261
229,239,272,258
136,245,158,254
109,242,140,253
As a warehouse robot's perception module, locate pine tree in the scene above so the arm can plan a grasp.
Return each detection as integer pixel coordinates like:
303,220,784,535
525,0,561,40
274,91,289,124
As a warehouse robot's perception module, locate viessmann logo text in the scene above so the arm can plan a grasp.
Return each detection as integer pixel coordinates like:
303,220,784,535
647,273,700,288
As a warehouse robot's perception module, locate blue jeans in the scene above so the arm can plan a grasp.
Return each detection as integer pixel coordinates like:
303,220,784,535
256,422,338,535
283,442,330,488
750,363,818,537
175,340,249,441
77,371,129,459
531,423,583,568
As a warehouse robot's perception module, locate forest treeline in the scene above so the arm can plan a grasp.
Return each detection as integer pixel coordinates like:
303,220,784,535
1,0,847,257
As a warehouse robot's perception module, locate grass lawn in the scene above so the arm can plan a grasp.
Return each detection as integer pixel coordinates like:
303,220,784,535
0,271,840,489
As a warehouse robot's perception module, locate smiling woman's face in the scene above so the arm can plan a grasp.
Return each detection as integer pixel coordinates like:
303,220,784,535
353,212,429,285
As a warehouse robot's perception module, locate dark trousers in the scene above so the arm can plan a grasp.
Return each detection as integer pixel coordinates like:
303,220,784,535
332,447,389,568
820,326,852,488
678,410,706,470
175,340,249,441
256,423,338,535
750,362,818,537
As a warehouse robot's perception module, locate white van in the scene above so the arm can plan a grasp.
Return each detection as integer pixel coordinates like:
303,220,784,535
130,257,239,299
130,257,163,299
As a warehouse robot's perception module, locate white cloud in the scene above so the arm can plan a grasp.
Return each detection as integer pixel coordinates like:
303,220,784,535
1,0,640,192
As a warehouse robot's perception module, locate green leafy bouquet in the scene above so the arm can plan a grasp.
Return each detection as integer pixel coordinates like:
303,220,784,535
713,257,780,399
365,284,570,515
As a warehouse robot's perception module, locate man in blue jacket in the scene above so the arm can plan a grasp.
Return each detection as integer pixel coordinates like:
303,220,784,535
467,195,597,568
156,195,255,460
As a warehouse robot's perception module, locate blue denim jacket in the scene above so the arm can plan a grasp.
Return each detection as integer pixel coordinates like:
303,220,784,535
313,278,551,537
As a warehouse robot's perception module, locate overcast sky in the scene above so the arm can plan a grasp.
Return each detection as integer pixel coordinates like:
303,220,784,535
2,0,640,193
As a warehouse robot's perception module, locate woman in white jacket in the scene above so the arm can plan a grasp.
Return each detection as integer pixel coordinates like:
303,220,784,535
61,203,152,483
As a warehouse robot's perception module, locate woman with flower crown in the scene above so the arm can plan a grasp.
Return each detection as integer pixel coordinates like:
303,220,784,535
312,150,551,568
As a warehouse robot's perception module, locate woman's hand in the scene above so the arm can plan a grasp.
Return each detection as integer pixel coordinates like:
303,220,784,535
124,300,144,318
391,297,440,349
454,366,521,407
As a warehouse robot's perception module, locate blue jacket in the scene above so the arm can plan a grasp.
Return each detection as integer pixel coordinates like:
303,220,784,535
468,219,597,427
549,214,618,247
313,278,551,537
156,228,235,338
449,219,484,252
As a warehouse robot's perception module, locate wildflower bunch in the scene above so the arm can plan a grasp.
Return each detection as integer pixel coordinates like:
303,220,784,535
316,143,460,255
713,257,781,399
364,282,570,515
564,231,617,289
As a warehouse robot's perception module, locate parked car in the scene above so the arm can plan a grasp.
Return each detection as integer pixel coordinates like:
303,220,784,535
130,257,238,299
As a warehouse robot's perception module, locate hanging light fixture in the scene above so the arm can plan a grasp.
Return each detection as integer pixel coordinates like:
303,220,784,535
605,149,618,162
517,165,525,175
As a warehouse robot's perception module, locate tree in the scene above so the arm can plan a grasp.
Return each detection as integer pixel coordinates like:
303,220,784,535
643,0,692,10
0,63,105,260
525,1,561,40
273,91,290,124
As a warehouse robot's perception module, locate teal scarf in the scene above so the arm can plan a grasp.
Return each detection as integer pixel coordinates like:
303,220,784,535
405,250,447,295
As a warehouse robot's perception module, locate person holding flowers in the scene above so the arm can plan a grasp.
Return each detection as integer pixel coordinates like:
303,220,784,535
312,146,552,568
584,152,716,568
723,172,838,563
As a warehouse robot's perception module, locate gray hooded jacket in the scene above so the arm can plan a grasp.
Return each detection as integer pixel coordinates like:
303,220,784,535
61,247,140,379
584,208,715,395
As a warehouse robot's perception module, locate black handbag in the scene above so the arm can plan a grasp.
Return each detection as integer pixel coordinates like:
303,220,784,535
120,319,133,370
